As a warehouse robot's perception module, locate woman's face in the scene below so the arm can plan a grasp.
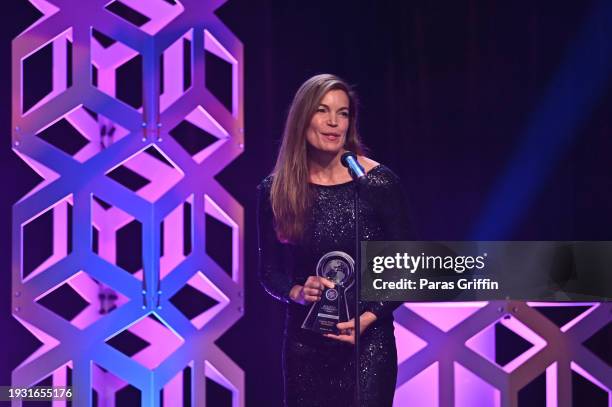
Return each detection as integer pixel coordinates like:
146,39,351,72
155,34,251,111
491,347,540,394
305,89,350,155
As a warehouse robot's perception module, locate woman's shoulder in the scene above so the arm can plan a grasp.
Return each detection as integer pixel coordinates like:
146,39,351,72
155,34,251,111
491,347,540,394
355,155,402,187
364,161,402,187
358,156,380,173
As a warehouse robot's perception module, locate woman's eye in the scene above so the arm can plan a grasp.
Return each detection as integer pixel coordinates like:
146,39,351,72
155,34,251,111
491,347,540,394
316,107,326,113
339,111,349,117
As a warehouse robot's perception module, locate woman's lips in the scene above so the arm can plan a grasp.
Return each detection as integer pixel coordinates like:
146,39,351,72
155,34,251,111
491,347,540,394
321,132,341,140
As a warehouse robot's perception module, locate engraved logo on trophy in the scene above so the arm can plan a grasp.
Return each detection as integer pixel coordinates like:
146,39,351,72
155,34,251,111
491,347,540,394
325,289,338,301
302,251,355,334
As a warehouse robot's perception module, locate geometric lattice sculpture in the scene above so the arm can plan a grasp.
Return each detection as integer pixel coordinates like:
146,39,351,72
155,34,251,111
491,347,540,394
12,1,244,405
393,301,611,407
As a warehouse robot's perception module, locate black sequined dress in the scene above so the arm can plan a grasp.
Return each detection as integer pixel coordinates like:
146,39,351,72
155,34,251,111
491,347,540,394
257,165,414,407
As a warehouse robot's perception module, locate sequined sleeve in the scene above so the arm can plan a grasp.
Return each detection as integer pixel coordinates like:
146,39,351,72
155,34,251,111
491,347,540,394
256,180,294,303
364,168,416,319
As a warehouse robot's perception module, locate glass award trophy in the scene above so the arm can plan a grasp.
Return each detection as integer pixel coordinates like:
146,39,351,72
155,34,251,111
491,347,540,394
301,251,355,334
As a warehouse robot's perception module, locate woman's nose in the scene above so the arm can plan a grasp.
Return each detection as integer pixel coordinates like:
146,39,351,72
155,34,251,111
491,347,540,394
327,114,338,126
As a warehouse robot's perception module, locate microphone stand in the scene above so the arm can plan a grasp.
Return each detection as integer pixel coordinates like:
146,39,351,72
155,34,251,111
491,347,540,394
353,177,362,407
340,152,366,406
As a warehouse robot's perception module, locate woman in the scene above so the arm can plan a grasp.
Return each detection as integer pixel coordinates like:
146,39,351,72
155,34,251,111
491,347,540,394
257,74,413,406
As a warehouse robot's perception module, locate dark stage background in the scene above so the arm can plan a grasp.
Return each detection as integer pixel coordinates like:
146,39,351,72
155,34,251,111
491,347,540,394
2,0,611,405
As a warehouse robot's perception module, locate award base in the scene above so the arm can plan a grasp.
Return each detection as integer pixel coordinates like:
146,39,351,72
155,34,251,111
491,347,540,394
301,288,348,335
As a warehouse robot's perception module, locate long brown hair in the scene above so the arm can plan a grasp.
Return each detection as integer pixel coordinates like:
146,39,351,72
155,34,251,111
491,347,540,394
271,74,364,243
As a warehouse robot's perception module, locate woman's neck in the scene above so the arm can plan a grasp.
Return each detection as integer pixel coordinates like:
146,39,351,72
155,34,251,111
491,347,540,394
308,149,351,185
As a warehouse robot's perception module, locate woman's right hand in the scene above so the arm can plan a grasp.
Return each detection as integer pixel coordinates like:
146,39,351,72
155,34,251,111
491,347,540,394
289,276,335,305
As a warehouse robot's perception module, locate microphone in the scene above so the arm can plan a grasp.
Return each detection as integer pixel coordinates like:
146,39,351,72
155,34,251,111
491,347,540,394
340,151,366,181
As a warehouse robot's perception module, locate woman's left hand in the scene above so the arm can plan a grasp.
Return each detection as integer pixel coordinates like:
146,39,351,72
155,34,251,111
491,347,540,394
324,311,377,345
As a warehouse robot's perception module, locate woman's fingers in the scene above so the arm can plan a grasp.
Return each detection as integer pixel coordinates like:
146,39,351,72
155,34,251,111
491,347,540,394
303,286,322,303
336,320,355,336
305,276,334,289
324,332,355,345
303,286,322,295
304,277,322,290
303,291,321,302
300,276,335,303
336,319,355,331
328,321,356,342
302,278,321,302
318,277,335,289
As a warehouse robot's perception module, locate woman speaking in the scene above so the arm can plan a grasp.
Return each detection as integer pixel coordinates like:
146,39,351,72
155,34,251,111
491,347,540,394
257,74,413,406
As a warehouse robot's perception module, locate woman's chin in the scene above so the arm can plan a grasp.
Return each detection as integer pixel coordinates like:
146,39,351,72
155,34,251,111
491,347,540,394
309,145,343,156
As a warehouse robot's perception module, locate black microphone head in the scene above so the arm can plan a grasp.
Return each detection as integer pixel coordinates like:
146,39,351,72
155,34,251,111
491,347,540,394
340,151,356,168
